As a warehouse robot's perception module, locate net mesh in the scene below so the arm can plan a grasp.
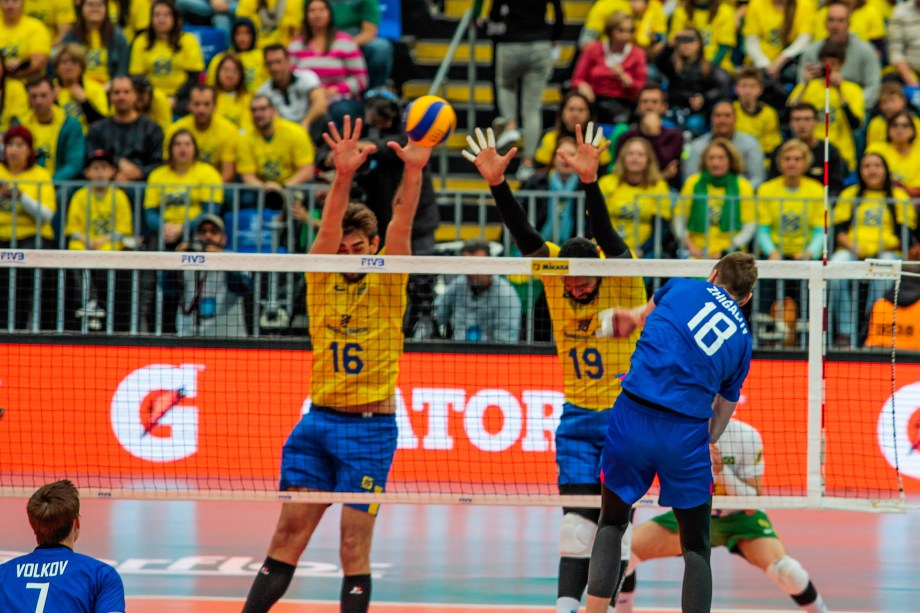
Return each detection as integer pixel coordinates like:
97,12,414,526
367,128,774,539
0,252,913,511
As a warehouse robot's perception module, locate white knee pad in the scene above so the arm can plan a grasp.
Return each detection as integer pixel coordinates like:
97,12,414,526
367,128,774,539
766,555,809,596
620,520,633,562
559,512,597,558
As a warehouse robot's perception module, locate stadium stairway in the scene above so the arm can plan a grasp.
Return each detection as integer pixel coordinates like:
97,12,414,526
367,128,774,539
399,0,593,242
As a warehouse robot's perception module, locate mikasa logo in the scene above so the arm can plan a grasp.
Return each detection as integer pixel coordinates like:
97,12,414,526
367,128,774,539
111,365,204,462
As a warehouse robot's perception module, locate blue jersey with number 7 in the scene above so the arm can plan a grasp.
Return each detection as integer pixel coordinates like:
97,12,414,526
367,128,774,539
621,278,753,419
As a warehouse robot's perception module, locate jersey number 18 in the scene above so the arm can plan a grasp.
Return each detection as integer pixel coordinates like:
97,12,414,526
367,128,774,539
687,302,737,356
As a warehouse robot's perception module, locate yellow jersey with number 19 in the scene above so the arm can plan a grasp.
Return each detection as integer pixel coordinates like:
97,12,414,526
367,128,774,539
306,270,409,408
540,242,647,411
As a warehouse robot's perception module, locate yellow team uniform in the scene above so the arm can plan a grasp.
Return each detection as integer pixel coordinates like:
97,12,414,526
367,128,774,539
633,1,667,48
140,85,173,133
669,4,736,72
0,164,55,240
306,270,408,407
207,49,268,91
866,114,920,147
0,78,28,131
237,117,315,183
789,79,864,171
65,187,133,250
598,174,671,253
236,0,301,48
20,106,69,176
24,0,75,39
56,79,110,133
110,0,150,42
541,242,646,410
536,130,612,167
216,89,254,131
743,0,815,62
165,115,240,171
866,142,920,193
144,162,224,226
834,186,916,257
0,16,52,76
733,101,782,156
678,173,756,255
755,176,824,256
83,30,111,84
813,4,885,42
129,32,204,96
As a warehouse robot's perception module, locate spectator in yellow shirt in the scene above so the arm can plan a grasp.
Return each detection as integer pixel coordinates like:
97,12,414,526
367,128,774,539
206,17,267,91
788,40,864,172
53,43,111,134
743,0,814,84
668,0,737,73
0,55,28,130
675,137,756,258
166,84,239,181
866,110,920,198
830,153,916,346
0,0,51,80
62,0,130,86
24,0,75,45
213,53,253,131
534,90,612,171
732,66,782,158
866,82,920,147
236,0,299,48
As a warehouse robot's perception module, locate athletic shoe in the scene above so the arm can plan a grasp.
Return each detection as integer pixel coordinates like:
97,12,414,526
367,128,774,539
496,127,522,150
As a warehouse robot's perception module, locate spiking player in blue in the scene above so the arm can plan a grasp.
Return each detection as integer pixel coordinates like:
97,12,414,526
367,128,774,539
585,252,758,613
0,480,125,613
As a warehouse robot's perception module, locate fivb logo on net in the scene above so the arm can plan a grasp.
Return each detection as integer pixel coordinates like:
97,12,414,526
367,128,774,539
111,364,204,462
878,382,920,480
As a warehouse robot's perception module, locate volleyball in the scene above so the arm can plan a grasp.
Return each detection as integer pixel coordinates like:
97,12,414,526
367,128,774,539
403,95,456,147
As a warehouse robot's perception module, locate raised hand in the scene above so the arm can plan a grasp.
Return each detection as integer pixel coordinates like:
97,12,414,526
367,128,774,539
387,139,433,170
461,127,518,187
322,116,378,176
555,122,607,184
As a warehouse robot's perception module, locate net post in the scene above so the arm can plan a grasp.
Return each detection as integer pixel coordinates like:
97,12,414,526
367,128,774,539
807,261,825,507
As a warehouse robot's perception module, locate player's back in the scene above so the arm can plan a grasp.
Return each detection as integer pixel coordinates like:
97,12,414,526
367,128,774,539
0,545,125,613
623,278,753,419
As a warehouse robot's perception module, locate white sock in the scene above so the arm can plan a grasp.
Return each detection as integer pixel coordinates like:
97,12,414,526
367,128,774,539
802,593,829,613
556,596,580,613
614,590,635,613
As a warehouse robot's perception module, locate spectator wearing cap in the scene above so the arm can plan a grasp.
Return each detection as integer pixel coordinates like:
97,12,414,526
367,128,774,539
0,0,51,80
65,149,134,330
18,76,85,183
86,75,164,186
434,239,522,343
256,44,327,142
165,84,239,182
175,214,253,337
0,125,56,330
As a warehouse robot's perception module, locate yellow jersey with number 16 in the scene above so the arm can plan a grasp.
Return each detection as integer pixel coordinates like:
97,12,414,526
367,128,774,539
306,270,409,408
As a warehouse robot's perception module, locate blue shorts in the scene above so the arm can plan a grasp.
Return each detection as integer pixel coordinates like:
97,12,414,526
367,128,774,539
601,393,712,509
555,403,611,486
280,407,398,515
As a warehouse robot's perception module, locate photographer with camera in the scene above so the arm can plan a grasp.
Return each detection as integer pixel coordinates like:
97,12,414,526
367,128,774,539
175,214,253,337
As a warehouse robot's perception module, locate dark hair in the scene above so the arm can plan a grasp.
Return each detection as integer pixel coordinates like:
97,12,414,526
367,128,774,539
818,38,847,63
680,0,722,22
460,238,491,255
215,54,247,94
638,84,668,105
735,65,763,87
713,252,758,300
886,110,917,145
189,83,215,102
342,202,378,239
145,0,184,51
74,0,115,47
27,480,80,547
302,0,337,54
555,90,596,140
778,0,798,48
857,152,894,200
231,18,257,52
558,236,600,259
364,93,401,134
25,75,55,92
262,43,289,60
672,27,711,79
789,102,819,118
167,128,199,168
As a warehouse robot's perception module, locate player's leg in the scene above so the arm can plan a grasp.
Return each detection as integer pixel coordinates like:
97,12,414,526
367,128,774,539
585,486,634,613
672,500,713,613
242,498,329,613
338,505,379,613
615,514,684,613
731,516,829,613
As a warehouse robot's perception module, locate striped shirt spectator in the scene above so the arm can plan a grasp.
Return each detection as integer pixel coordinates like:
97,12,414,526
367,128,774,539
288,30,367,102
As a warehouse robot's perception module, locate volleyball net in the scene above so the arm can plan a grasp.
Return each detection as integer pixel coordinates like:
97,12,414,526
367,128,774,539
0,251,916,512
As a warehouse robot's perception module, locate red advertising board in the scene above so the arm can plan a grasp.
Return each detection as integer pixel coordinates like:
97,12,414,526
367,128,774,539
0,345,917,496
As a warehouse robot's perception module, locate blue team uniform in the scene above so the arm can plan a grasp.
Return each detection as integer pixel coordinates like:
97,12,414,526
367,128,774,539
0,545,125,613
601,278,753,509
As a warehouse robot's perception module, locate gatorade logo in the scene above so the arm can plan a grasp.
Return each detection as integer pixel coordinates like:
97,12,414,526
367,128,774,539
877,382,920,479
111,365,204,462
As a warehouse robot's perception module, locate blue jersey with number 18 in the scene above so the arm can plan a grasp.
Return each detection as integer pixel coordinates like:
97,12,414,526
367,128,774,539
622,278,753,420
0,545,125,613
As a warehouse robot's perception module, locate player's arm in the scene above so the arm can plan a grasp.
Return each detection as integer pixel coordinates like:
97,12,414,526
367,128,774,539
463,128,549,257
596,296,656,338
709,394,737,443
382,140,433,256
310,117,378,255
556,123,631,259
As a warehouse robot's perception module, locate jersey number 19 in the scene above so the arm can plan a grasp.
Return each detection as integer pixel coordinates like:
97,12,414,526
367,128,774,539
687,302,737,356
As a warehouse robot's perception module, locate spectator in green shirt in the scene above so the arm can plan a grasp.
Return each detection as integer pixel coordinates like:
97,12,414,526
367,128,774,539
329,0,392,88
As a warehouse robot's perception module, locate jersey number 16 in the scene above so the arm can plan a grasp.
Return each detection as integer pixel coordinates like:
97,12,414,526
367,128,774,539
687,302,737,356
